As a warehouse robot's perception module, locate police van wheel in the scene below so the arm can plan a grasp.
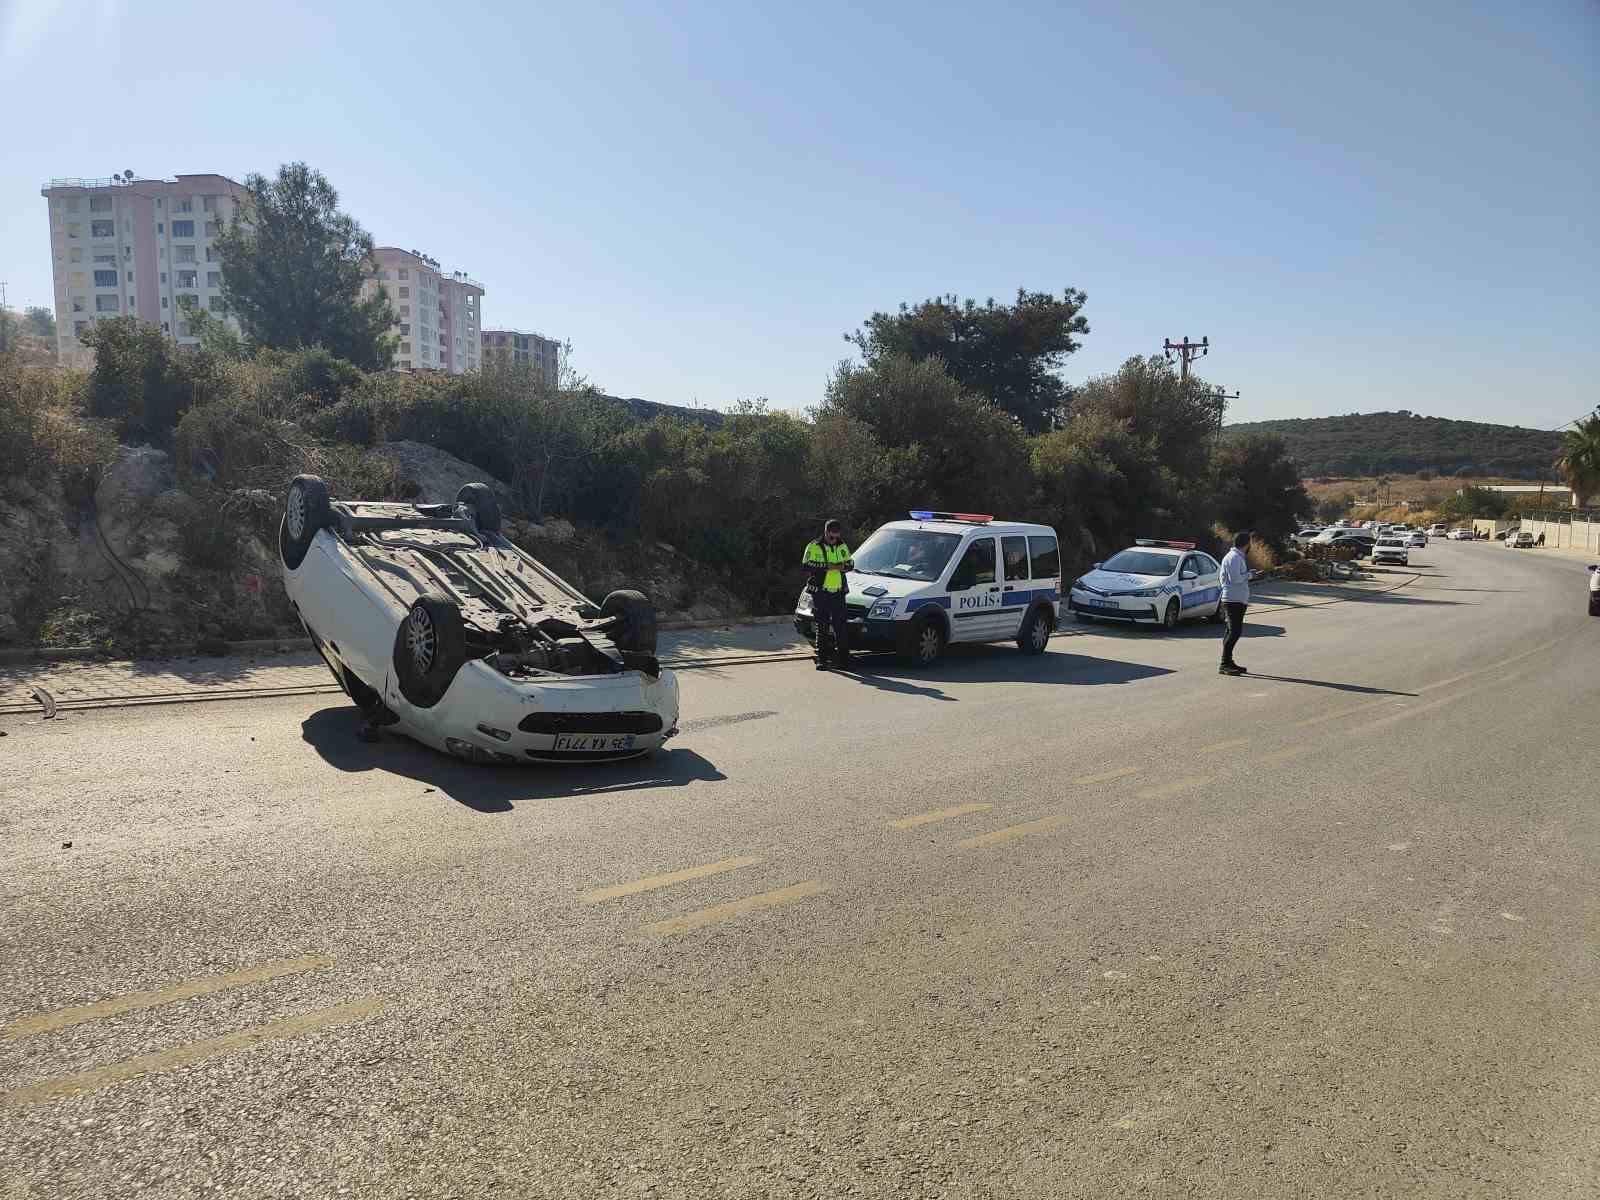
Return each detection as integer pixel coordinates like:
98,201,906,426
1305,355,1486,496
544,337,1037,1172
1017,606,1052,655
901,616,946,667
1161,599,1180,631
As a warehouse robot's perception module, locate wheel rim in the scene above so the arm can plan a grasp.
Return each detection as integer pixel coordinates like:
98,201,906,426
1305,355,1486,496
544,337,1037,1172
286,486,305,539
1165,601,1178,629
406,607,436,672
1031,613,1049,649
918,626,940,662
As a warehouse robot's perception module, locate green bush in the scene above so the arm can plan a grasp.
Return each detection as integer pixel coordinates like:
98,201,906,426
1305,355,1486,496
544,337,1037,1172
0,354,115,504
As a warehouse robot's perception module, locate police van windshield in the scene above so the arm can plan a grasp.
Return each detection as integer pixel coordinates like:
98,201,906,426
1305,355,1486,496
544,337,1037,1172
852,528,962,582
1099,550,1179,576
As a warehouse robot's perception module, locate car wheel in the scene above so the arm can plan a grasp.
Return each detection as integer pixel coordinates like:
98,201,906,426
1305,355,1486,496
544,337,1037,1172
1161,598,1179,631
1017,605,1052,655
279,475,331,570
1590,593,1600,617
456,482,501,534
393,592,467,709
900,615,946,667
600,589,658,654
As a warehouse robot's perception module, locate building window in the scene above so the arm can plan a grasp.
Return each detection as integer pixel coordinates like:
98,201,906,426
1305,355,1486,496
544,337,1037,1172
157,223,164,234
160,272,168,284
156,198,163,208
398,268,408,280
172,220,195,237
176,322,191,338
174,245,197,263
95,295,120,312
398,287,409,298
70,271,86,287
162,321,170,332
60,197,81,212
400,324,410,335
94,252,116,265
72,297,86,313
69,247,83,263
177,270,198,288
94,270,118,287
204,221,219,237
161,297,168,308
89,195,113,212
399,305,409,317
126,272,134,283
176,198,193,213
206,272,220,288
400,342,411,354
202,196,218,212
205,246,219,262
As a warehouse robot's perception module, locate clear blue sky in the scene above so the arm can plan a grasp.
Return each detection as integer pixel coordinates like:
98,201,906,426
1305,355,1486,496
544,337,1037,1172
4,0,1595,428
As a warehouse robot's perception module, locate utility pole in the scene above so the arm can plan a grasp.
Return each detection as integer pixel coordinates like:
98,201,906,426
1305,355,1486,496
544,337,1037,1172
1205,385,1239,435
0,280,8,354
1162,335,1208,381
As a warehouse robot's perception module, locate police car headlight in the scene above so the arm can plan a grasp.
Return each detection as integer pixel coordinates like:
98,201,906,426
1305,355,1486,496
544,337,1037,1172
868,599,896,619
796,591,813,615
1125,587,1161,597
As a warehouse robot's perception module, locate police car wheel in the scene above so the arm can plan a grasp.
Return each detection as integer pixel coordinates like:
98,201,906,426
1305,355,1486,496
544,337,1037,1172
1018,606,1051,654
901,616,946,667
1161,599,1179,631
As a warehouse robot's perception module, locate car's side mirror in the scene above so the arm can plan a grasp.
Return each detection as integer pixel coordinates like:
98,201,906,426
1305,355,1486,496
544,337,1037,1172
1180,570,1197,580
1091,562,1102,570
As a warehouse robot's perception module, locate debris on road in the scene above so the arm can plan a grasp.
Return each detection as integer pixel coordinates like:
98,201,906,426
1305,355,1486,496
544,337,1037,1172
30,686,58,719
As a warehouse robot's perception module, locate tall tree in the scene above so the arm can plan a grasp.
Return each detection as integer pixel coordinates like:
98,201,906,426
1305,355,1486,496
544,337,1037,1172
1070,355,1225,494
1212,433,1312,547
846,288,1089,434
216,163,396,369
1554,414,1600,508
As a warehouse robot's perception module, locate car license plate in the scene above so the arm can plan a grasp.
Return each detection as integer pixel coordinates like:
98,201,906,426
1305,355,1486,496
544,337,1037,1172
1089,599,1118,609
553,733,636,752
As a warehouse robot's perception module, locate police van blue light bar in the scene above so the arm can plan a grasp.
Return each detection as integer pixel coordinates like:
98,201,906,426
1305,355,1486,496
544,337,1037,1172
909,511,994,523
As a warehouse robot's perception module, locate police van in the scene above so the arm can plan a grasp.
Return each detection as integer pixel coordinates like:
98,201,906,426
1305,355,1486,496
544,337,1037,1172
793,512,1061,666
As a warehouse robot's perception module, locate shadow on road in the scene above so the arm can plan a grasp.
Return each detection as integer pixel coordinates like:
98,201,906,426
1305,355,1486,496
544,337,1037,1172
827,642,1176,699
300,706,726,813
1239,674,1416,697
1071,621,1287,640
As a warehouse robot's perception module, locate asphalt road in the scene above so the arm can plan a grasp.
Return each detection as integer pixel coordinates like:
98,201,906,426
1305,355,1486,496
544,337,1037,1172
2,543,1596,1200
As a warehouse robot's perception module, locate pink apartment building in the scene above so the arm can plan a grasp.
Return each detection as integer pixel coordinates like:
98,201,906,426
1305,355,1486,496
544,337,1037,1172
360,248,483,374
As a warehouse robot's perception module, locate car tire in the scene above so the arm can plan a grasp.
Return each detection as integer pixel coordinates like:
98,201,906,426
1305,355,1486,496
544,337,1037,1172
1590,593,1600,617
1017,605,1052,655
393,592,467,709
900,615,946,667
1161,598,1179,631
600,589,658,655
280,475,331,570
456,482,501,534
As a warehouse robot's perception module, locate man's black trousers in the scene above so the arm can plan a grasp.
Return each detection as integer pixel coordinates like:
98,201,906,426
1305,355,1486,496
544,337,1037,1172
1221,601,1248,665
813,589,850,661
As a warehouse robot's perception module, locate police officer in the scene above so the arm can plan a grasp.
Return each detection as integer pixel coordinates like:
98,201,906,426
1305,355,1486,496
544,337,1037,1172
803,519,853,669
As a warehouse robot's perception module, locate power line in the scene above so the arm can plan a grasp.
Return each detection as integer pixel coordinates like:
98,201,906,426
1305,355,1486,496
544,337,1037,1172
1161,335,1208,381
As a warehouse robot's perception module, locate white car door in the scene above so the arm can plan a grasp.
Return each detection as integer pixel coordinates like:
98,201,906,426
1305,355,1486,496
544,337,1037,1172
945,536,1003,642
997,535,1032,639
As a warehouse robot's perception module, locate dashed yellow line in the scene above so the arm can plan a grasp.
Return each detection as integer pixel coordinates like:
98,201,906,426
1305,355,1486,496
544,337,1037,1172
2,956,335,1040
640,881,830,936
2,998,387,1108
1071,766,1140,786
1294,701,1392,729
889,803,992,830
1133,775,1214,801
1198,738,1249,754
957,814,1071,849
1257,745,1314,766
579,856,763,905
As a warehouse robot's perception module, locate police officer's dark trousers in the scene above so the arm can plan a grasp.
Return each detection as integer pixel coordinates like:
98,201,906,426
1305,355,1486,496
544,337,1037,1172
813,589,850,662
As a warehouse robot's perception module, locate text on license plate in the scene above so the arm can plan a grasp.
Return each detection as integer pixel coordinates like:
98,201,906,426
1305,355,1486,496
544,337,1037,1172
553,733,636,752
1088,599,1119,609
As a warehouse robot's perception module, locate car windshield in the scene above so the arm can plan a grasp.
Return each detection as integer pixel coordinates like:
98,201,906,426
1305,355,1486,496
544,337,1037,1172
851,528,962,581
1099,550,1178,576
1379,538,1404,546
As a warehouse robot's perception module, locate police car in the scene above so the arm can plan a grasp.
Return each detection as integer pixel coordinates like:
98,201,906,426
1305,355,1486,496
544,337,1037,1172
792,512,1062,666
1067,540,1224,630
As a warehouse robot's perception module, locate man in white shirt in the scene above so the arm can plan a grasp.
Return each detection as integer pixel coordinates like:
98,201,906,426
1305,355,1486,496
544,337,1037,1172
1218,531,1252,676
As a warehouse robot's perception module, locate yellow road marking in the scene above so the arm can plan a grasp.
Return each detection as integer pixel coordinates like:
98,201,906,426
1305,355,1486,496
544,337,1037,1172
1257,745,1313,766
1133,775,1214,801
1,998,386,1109
640,881,829,936
2,956,334,1040
889,803,992,830
1294,701,1393,729
957,814,1071,849
579,856,763,905
1198,738,1249,754
1418,639,1557,693
1071,766,1139,786
1349,666,1537,737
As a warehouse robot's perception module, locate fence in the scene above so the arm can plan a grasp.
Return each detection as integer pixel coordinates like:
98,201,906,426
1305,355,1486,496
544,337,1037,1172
1517,508,1600,554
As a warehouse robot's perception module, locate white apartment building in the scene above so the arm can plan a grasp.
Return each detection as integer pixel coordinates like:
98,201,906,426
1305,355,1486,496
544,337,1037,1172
39,174,244,366
361,248,483,374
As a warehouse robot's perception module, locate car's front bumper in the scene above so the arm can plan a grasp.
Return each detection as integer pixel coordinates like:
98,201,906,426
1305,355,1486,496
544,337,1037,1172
1068,591,1160,622
1372,552,1409,564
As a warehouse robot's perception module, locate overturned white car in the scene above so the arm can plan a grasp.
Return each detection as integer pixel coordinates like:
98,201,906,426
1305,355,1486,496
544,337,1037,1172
279,475,679,763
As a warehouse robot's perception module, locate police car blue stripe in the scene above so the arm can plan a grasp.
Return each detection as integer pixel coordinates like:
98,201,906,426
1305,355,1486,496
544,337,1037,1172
905,596,951,612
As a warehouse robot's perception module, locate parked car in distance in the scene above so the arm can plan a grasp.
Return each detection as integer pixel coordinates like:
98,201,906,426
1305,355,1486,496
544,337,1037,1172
1372,536,1410,565
1448,528,1475,540
1506,530,1535,548
1408,531,1427,547
1290,527,1324,548
1428,523,1448,538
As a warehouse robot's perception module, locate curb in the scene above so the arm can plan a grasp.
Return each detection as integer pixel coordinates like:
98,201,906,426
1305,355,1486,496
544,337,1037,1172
0,615,797,668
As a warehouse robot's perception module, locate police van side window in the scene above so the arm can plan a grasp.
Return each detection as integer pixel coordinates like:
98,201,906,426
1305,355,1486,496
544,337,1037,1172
1002,536,1029,581
1028,535,1060,579
948,538,996,590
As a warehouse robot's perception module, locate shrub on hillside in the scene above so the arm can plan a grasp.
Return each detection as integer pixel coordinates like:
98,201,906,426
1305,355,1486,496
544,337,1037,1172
80,318,228,443
0,354,116,504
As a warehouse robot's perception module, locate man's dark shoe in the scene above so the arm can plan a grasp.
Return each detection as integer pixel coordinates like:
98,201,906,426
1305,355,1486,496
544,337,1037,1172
816,657,831,671
1219,663,1244,676
1232,664,1248,673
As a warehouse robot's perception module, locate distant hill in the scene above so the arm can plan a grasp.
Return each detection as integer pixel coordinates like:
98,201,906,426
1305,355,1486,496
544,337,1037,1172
604,394,725,430
1224,411,1563,479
